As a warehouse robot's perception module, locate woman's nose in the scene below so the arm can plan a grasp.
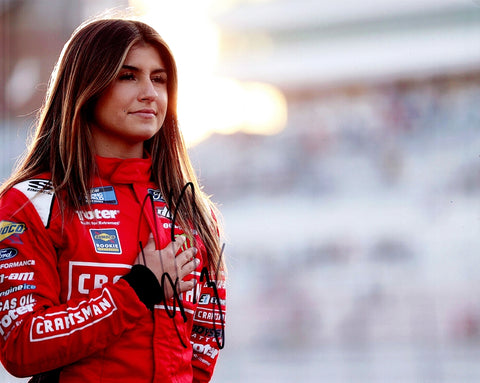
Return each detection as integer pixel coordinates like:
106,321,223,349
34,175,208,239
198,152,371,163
138,79,158,101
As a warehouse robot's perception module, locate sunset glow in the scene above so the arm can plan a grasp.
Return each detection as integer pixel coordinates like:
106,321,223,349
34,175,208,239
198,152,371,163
129,0,287,146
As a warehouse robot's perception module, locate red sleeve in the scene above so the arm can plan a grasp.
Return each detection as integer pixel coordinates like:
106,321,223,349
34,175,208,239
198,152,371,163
191,265,227,383
0,188,148,377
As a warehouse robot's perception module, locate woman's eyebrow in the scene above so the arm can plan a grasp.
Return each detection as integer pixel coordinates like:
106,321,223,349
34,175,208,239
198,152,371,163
121,64,166,74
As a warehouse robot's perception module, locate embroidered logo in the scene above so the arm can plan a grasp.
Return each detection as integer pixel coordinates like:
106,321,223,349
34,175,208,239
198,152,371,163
0,222,26,244
0,248,18,261
148,189,165,202
88,186,118,205
89,229,122,254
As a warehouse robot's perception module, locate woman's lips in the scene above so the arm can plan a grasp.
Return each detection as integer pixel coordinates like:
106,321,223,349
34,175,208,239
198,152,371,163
130,109,157,118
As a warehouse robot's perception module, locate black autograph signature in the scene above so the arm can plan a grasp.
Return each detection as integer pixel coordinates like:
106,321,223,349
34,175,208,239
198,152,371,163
138,182,225,349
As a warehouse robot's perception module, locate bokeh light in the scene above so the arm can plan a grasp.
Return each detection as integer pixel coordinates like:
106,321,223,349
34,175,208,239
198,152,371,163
129,0,287,146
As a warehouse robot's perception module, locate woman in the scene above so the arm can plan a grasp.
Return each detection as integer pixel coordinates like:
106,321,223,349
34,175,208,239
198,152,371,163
0,18,226,382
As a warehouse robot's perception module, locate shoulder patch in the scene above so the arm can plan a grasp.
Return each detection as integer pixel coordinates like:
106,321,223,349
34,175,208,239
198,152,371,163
13,179,55,227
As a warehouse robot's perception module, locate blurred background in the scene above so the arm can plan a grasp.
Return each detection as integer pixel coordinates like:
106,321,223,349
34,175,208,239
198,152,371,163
1,0,480,382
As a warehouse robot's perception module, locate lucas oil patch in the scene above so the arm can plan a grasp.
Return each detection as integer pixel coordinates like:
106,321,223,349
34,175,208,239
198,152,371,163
89,229,122,254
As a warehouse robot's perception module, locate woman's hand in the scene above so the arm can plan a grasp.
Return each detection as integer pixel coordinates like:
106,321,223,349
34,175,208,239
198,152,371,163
135,234,198,300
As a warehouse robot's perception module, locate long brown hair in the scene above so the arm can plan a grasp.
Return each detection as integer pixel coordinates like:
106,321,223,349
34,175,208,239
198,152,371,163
0,18,224,272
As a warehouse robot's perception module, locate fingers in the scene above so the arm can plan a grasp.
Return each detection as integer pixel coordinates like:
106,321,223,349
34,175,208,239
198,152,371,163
179,246,197,266
137,233,199,293
176,279,196,295
134,233,155,265
165,236,198,272
180,255,199,276
144,233,157,251
169,234,187,255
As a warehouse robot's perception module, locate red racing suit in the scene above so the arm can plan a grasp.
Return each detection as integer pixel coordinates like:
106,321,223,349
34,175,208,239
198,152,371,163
0,155,226,382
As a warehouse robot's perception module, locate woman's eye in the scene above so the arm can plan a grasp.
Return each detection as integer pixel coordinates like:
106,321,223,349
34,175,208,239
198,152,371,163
119,73,135,81
152,75,167,84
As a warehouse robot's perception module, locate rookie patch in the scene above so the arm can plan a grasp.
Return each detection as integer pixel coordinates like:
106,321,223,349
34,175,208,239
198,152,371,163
89,229,122,254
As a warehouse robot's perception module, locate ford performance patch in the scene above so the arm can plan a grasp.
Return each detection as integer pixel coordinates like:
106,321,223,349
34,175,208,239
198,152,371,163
0,248,18,261
148,189,165,202
89,229,122,254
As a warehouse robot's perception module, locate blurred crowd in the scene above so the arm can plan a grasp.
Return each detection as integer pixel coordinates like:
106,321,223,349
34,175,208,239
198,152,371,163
191,72,480,360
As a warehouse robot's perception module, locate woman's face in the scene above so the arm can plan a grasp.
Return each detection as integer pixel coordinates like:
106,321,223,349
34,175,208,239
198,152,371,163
92,43,168,158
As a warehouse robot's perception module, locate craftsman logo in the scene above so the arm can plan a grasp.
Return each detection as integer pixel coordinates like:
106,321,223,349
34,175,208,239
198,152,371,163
30,289,117,342
0,222,26,243
88,186,118,205
0,248,18,261
194,308,224,325
89,229,122,254
67,261,131,300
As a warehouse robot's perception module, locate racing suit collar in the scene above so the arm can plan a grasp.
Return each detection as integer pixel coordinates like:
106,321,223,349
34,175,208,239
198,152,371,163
95,155,152,184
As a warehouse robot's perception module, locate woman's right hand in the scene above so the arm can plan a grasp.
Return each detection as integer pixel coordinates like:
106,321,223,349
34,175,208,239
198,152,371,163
134,234,199,300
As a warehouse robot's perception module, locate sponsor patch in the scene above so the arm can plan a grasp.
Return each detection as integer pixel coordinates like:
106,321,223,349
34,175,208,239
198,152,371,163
0,260,35,269
0,294,35,312
0,222,26,244
156,206,172,219
0,303,35,338
67,261,131,299
198,293,226,307
88,186,118,205
191,342,219,360
30,289,117,342
0,248,18,261
0,283,36,298
76,209,120,224
14,180,55,227
0,272,34,283
192,324,224,340
148,189,165,202
194,307,225,325
89,229,122,254
25,179,53,194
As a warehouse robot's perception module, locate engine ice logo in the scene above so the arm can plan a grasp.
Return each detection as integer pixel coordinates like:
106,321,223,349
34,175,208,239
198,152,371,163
89,229,122,254
88,186,118,205
0,222,26,243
